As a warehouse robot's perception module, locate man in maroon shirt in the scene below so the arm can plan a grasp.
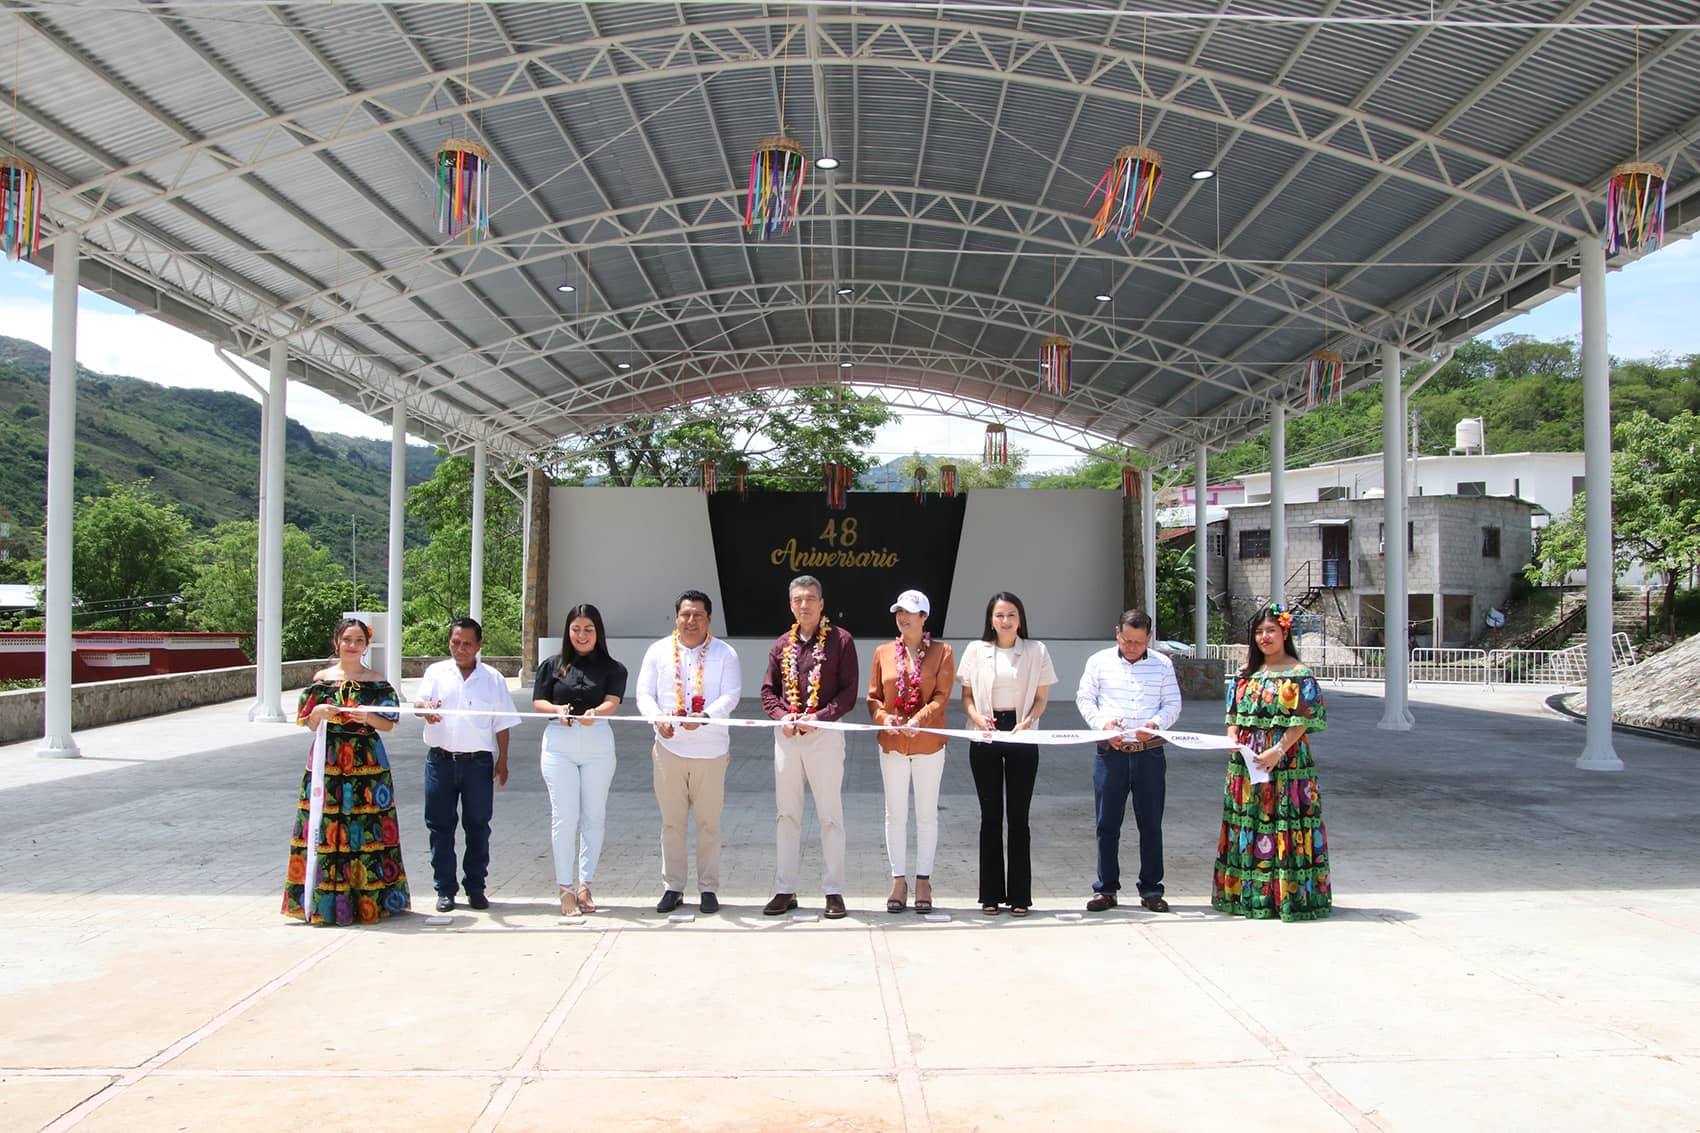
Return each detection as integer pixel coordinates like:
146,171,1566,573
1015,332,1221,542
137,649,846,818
759,574,860,918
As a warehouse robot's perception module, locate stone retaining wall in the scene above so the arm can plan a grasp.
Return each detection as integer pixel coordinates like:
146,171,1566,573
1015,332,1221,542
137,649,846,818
1172,656,1226,700
0,656,522,745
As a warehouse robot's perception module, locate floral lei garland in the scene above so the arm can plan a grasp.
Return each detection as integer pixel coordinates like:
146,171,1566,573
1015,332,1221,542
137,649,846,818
893,631,931,717
672,630,711,715
783,618,831,714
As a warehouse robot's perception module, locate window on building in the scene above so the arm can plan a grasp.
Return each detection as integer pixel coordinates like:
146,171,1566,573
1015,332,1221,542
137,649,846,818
1572,475,1587,500
1377,521,1415,554
1456,481,1486,497
1317,485,1349,502
1482,526,1502,557
1239,529,1270,559
1208,529,1227,558
1512,477,1521,499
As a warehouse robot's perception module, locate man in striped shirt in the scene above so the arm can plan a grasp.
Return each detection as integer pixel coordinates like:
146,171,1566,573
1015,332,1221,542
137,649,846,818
1075,610,1182,913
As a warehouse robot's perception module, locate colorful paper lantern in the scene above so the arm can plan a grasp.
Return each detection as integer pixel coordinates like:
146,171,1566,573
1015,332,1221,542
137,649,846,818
940,464,958,497
1087,144,1164,242
983,424,1009,466
1121,465,1141,499
1305,350,1344,409
699,460,717,495
1039,335,1072,395
434,139,491,241
1605,161,1666,254
824,462,850,511
912,464,928,504
0,158,43,261
745,134,807,240
737,461,749,501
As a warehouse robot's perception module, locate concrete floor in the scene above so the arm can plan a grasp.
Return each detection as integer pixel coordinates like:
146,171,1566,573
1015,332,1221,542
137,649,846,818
1,680,1696,1132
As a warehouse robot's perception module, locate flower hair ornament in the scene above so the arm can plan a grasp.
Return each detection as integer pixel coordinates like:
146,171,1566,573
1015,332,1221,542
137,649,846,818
1266,601,1293,631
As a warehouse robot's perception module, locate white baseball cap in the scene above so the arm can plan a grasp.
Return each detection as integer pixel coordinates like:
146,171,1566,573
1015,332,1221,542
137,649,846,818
889,589,930,615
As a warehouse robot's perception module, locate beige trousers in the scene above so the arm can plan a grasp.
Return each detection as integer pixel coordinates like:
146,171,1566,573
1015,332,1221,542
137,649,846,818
651,743,729,893
773,728,847,896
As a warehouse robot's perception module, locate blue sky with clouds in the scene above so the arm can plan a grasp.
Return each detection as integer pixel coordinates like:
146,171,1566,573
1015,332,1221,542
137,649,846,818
2,238,1694,469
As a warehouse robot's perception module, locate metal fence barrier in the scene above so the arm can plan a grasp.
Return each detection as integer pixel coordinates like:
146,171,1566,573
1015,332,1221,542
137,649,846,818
1191,632,1636,687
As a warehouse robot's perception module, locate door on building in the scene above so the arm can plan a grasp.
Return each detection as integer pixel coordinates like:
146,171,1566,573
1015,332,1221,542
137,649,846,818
1320,524,1351,587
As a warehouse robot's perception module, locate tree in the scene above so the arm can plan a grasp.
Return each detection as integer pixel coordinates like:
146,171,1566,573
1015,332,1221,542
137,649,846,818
1155,542,1196,639
184,520,381,660
400,454,524,655
40,480,194,629
556,387,895,489
1527,410,1700,630
1032,447,1137,490
899,447,1029,490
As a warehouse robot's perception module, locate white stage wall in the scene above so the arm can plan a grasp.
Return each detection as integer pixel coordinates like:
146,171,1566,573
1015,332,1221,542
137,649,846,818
544,486,1124,702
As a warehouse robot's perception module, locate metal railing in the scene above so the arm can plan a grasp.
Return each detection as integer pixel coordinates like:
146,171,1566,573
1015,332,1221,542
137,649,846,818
1194,632,1635,688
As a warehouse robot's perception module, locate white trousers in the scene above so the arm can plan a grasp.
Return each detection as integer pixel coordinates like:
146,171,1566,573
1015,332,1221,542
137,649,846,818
540,721,617,887
773,728,846,895
879,748,947,877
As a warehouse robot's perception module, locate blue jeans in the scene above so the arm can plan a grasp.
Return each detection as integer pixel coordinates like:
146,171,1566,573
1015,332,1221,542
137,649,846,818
1093,746,1166,898
424,749,494,898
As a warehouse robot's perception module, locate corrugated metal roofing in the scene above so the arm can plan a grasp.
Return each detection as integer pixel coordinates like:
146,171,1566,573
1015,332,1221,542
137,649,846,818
20,0,1700,463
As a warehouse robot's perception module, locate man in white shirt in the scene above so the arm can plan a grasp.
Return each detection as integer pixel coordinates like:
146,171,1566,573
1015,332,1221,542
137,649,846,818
1075,609,1182,913
415,617,522,913
635,589,742,915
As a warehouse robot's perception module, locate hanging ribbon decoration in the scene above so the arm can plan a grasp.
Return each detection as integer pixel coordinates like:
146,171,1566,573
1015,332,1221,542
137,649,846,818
745,134,808,239
1087,144,1165,242
434,139,491,241
1305,350,1344,409
912,464,928,505
983,423,1009,466
940,464,958,497
699,460,717,495
0,159,41,261
824,462,850,511
1039,336,1072,395
737,461,749,501
1606,162,1666,254
1121,465,1141,499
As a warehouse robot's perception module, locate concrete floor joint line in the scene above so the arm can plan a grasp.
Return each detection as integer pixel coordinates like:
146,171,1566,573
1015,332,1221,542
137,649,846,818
37,931,354,1132
469,926,623,1133
871,928,932,1133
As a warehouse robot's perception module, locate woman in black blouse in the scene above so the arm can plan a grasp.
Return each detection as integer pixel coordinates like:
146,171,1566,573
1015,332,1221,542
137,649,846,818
532,603,627,915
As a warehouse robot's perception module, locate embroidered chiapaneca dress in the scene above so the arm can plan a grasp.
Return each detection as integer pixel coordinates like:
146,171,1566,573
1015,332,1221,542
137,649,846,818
1212,665,1331,921
282,679,411,925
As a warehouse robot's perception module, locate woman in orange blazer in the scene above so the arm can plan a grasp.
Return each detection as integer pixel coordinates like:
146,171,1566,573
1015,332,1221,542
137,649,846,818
867,589,956,914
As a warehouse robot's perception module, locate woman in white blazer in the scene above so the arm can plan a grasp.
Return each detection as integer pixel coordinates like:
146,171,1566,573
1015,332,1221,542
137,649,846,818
957,592,1056,916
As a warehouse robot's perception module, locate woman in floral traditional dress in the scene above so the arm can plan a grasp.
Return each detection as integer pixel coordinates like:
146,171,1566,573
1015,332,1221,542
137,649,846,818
867,589,955,914
283,617,411,925
1213,603,1331,921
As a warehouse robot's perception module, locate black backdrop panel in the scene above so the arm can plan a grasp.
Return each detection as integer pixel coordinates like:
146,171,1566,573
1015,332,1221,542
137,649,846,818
706,493,968,638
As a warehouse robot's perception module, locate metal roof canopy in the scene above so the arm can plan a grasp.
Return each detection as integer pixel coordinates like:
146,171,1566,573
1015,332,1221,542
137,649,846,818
18,1,1700,467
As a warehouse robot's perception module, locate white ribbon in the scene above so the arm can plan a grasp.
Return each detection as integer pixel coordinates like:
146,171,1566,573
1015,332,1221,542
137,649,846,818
345,705,1263,757
302,721,328,921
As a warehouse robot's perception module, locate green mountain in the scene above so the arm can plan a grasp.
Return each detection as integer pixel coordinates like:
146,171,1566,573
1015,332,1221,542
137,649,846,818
0,335,440,564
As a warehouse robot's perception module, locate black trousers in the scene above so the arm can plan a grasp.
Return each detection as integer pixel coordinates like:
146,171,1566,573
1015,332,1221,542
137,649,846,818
969,710,1040,908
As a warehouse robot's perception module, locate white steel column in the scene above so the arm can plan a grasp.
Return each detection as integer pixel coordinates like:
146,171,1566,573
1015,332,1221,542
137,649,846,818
386,405,406,687
1577,238,1623,771
1269,402,1287,604
37,233,81,758
1193,444,1209,651
1379,342,1413,730
469,441,487,623
1141,466,1157,633
252,341,288,722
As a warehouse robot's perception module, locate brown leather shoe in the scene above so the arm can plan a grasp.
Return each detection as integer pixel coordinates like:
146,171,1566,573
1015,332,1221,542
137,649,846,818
824,894,848,919
1141,894,1172,913
1085,892,1117,912
763,892,799,916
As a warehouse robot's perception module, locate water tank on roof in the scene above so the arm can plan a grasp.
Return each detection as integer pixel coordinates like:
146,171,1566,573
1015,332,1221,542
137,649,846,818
1452,416,1485,455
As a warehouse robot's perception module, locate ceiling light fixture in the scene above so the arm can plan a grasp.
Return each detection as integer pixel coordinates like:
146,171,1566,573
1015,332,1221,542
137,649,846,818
839,361,853,368
617,361,631,370
836,285,854,295
556,283,575,293
1191,168,1216,180
816,156,840,170
1095,291,1113,302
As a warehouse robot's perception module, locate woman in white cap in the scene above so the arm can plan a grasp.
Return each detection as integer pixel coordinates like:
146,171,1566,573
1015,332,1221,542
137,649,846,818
866,589,956,914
